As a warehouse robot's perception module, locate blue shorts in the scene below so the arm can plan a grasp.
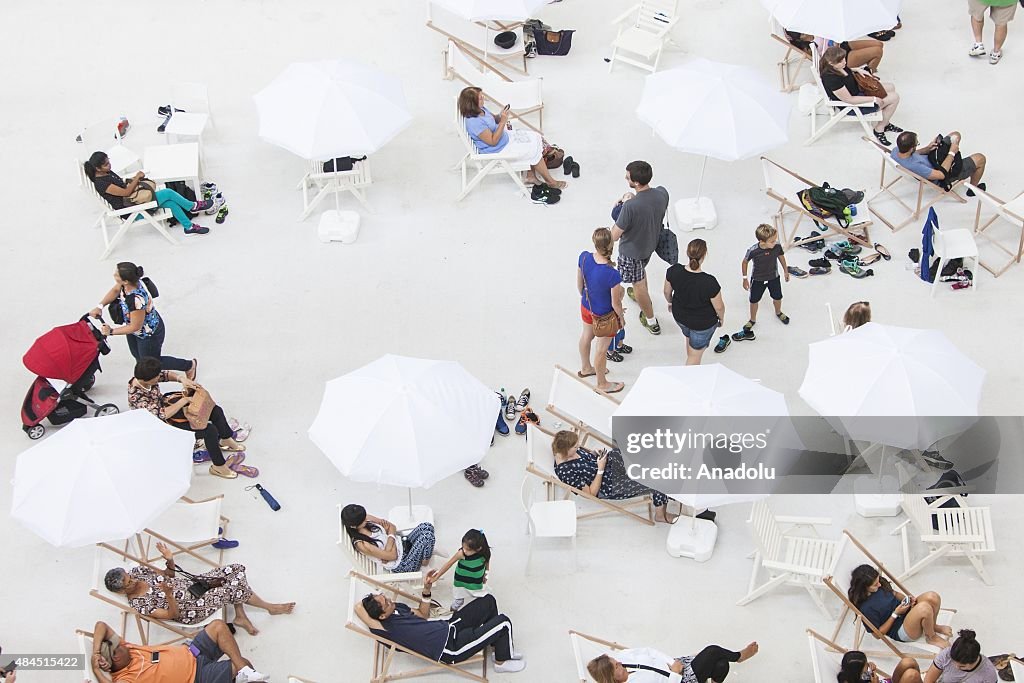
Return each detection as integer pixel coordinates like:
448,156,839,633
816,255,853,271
847,105,880,116
749,276,783,303
677,321,719,350
190,630,233,683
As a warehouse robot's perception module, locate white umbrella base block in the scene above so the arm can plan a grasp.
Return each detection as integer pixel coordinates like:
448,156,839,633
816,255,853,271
317,210,360,244
665,518,718,561
854,493,903,517
387,504,434,533
673,197,718,231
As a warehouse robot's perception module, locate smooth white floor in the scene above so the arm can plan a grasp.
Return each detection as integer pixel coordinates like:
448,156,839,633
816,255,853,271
1,1,1023,681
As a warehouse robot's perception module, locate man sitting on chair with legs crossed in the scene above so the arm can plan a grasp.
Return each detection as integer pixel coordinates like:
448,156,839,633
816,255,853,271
355,572,526,673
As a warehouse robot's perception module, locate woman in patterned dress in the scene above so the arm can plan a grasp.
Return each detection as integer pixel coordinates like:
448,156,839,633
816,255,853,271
550,430,679,523
103,542,295,636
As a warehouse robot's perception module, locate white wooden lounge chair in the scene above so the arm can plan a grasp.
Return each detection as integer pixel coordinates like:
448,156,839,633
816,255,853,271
737,499,844,616
770,16,811,92
427,2,527,79
526,423,655,526
967,185,1024,277
90,180,177,260
824,530,956,660
864,136,968,233
608,0,680,74
347,571,488,682
336,503,425,590
454,101,532,201
761,156,873,251
298,157,373,219
569,630,629,683
77,117,140,186
805,44,883,145
445,40,544,134
545,365,620,446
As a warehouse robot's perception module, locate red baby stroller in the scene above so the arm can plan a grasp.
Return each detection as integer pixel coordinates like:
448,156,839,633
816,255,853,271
21,315,119,439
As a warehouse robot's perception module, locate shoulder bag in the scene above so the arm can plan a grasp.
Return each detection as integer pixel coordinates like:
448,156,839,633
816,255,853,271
852,70,887,98
581,257,621,338
125,178,158,206
184,386,215,430
173,564,226,599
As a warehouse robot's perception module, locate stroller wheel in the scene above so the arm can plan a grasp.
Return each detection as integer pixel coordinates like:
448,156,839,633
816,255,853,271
95,404,120,417
25,424,45,440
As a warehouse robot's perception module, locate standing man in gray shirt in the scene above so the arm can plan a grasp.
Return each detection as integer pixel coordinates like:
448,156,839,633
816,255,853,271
611,161,670,336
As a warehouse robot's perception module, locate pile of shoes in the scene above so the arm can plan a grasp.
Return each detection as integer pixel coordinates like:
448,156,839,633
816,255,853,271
794,230,826,252
201,182,230,224
941,267,974,290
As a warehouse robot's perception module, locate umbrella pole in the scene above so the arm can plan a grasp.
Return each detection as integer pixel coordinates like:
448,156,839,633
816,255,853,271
695,155,709,202
408,487,413,518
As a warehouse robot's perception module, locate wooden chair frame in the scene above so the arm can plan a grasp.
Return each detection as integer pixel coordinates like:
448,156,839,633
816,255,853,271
761,156,873,251
545,364,622,445
807,629,892,683
426,3,527,79
769,16,811,92
863,137,967,233
443,40,544,134
569,630,629,683
967,185,1024,277
824,530,956,660
347,571,488,682
526,423,655,526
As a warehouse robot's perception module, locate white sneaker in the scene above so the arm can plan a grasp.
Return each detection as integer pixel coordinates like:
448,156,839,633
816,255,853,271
969,42,986,56
990,50,1002,64
235,666,270,683
494,658,527,673
449,598,465,612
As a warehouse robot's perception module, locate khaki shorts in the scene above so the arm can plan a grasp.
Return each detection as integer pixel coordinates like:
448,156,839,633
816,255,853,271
968,0,1017,24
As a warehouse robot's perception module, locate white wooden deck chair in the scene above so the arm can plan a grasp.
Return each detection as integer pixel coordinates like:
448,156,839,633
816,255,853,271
427,2,527,79
609,0,680,74
761,156,873,251
77,118,140,186
89,180,177,260
170,82,215,130
521,474,577,574
297,157,373,219
347,571,488,682
336,503,425,590
807,629,893,683
455,103,532,201
890,492,994,585
445,40,544,134
569,631,629,683
864,137,968,233
824,530,956,660
770,17,811,92
526,423,655,526
737,499,844,617
805,44,883,145
967,185,1024,277
545,365,621,445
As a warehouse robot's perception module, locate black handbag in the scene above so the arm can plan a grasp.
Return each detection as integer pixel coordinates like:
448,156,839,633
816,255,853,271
535,29,575,56
174,564,225,599
655,227,679,265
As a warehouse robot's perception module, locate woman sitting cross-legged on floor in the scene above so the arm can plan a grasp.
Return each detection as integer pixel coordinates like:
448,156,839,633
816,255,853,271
103,542,295,636
128,357,252,480
588,641,758,683
341,503,436,573
848,564,951,649
550,430,708,525
458,86,566,195
83,151,214,235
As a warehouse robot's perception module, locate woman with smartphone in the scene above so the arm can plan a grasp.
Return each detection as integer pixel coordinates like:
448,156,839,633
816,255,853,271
848,565,951,649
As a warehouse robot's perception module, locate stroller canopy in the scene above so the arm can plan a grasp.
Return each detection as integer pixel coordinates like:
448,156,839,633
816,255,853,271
23,321,100,383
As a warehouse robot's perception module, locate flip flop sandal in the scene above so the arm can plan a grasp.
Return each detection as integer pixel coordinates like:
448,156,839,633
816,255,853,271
787,266,809,279
221,442,246,452
562,155,575,175
874,243,892,260
226,453,246,467
571,161,580,178
860,252,882,265
606,349,624,362
714,335,731,353
601,382,625,394
228,419,252,442
209,465,238,480
576,370,596,378
228,463,260,478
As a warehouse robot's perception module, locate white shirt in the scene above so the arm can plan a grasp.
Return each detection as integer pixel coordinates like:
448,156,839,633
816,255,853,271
614,648,684,683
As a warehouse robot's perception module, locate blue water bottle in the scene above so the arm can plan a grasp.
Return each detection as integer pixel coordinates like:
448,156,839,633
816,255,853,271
248,484,281,511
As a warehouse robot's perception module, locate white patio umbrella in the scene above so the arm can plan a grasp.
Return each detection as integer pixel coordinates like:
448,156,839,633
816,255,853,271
309,355,499,513
253,59,412,160
761,0,901,43
10,409,194,548
635,59,792,224
432,0,546,21
799,323,984,451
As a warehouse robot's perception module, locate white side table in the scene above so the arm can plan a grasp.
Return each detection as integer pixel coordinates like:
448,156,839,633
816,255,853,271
144,143,201,196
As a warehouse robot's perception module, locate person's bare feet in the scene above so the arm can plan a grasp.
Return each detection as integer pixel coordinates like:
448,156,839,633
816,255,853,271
233,614,259,635
926,635,950,649
551,180,567,189
936,625,953,636
738,642,759,662
597,381,624,394
524,172,540,185
268,602,296,615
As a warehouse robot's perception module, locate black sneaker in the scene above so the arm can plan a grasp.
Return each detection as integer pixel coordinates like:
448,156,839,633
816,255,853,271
713,335,731,353
921,450,955,470
731,329,755,342
515,389,531,413
531,185,560,205
808,258,831,268
606,349,624,362
184,224,210,235
966,182,986,198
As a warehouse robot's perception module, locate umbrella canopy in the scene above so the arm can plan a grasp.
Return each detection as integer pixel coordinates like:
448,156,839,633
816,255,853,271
614,364,790,418
253,60,412,159
635,58,792,162
308,355,499,488
431,0,547,21
799,323,984,449
11,409,194,547
762,0,901,43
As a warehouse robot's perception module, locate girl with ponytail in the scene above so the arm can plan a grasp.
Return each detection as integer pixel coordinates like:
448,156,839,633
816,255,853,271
663,238,726,365
925,630,999,683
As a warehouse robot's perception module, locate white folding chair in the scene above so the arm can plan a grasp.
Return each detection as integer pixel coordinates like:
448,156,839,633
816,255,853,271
805,45,883,145
967,185,1024,277
890,492,994,584
445,40,544,134
926,210,979,297
569,631,629,683
170,82,215,129
427,2,527,79
335,503,425,590
521,475,577,575
298,157,373,219
770,17,811,92
864,137,968,233
545,365,621,445
737,499,844,617
89,181,177,260
77,118,140,186
454,103,532,201
609,0,679,74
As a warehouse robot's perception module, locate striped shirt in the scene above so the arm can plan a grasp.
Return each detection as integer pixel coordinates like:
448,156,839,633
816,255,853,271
453,555,487,591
